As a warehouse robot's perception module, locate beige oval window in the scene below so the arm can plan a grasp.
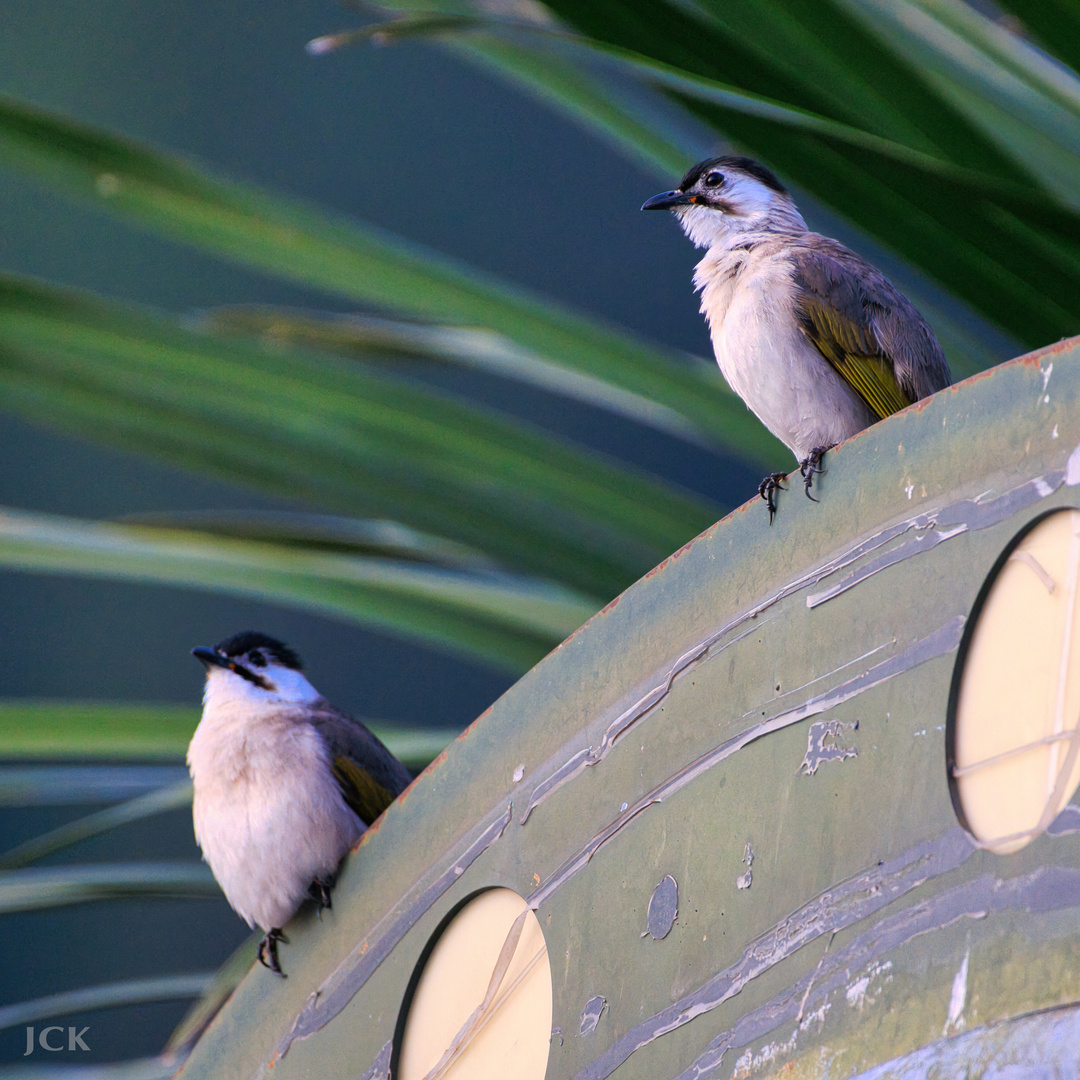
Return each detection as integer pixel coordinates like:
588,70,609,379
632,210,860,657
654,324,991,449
949,509,1080,854
396,888,552,1080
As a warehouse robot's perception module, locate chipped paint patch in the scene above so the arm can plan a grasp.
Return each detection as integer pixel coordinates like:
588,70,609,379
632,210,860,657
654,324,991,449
845,976,870,1008
358,1039,391,1080
736,842,754,890
1067,442,1080,486
845,961,892,1011
798,719,858,776
646,875,679,939
944,949,969,1035
579,995,607,1036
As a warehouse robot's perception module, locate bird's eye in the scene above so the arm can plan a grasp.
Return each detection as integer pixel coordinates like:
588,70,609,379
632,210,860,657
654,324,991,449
704,171,725,188
248,650,267,668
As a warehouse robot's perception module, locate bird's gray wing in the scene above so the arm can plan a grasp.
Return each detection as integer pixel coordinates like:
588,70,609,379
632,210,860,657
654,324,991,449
790,240,951,418
308,704,413,826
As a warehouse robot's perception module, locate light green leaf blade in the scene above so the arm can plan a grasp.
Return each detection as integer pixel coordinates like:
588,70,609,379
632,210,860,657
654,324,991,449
0,864,219,914
0,975,216,1033
119,508,503,570
202,306,714,447
0,781,194,871
0,273,722,597
0,94,769,458
840,0,1080,206
0,507,602,671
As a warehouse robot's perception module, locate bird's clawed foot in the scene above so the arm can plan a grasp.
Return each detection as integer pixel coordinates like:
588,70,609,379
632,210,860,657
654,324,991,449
758,473,787,524
258,928,287,976
309,876,333,913
799,447,829,502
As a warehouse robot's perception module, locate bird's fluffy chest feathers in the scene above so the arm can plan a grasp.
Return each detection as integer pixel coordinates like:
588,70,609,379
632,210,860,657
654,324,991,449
693,244,875,459
187,691,363,931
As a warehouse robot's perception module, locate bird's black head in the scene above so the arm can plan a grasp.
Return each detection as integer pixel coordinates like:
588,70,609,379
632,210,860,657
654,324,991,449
641,156,787,213
678,156,786,198
191,630,304,691
642,156,801,248
213,631,303,671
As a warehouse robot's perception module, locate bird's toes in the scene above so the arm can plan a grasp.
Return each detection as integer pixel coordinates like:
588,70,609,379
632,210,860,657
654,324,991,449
799,447,829,500
309,876,333,912
258,928,288,977
758,472,787,524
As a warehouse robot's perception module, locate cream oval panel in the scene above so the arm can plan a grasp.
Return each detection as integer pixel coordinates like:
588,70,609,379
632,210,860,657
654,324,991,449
397,888,552,1080
951,508,1080,854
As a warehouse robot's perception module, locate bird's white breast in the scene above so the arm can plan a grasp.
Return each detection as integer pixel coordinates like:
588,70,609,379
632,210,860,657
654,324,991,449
187,697,363,931
694,243,875,461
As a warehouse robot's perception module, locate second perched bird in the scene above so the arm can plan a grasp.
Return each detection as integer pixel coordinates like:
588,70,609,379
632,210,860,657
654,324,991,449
643,157,952,520
188,631,412,975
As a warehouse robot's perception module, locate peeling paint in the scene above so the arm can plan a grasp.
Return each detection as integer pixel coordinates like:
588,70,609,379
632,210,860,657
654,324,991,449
798,720,859,776
660,865,1080,1080
580,996,607,1037
845,977,870,1007
647,875,679,939
736,843,754,891
944,948,969,1035
520,622,763,824
358,1039,391,1080
808,445,1080,609
529,619,964,911
572,829,976,1080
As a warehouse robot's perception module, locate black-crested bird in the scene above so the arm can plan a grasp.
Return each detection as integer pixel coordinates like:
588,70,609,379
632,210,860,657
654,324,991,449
188,631,411,975
643,156,952,520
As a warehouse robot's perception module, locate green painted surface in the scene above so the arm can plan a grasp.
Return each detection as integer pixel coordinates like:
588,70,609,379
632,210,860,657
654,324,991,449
179,338,1080,1080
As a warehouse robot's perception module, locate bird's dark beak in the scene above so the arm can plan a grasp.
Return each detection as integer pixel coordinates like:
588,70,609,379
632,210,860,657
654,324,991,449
192,646,231,671
641,190,697,211
192,645,272,689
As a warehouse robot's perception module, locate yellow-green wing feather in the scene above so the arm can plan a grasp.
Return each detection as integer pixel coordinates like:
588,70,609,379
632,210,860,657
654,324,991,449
332,753,398,825
798,294,911,420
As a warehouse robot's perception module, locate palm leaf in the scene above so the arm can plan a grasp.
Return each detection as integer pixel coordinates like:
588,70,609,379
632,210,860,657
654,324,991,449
0,274,720,599
0,94,776,461
201,307,713,446
0,506,602,671
0,864,219,915
0,975,215,1033
360,0,1080,352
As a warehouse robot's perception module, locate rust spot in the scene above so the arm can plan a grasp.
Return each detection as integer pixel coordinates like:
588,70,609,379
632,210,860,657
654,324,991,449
361,940,369,955
907,392,938,414
417,749,448,780
1014,334,1080,364
533,872,541,886
457,707,492,741
599,593,621,616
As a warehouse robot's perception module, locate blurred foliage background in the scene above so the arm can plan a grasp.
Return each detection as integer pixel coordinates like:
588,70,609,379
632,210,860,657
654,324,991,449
0,0,1074,1073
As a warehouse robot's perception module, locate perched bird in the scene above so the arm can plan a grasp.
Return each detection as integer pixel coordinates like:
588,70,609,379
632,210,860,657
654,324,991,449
642,156,952,520
188,631,412,975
